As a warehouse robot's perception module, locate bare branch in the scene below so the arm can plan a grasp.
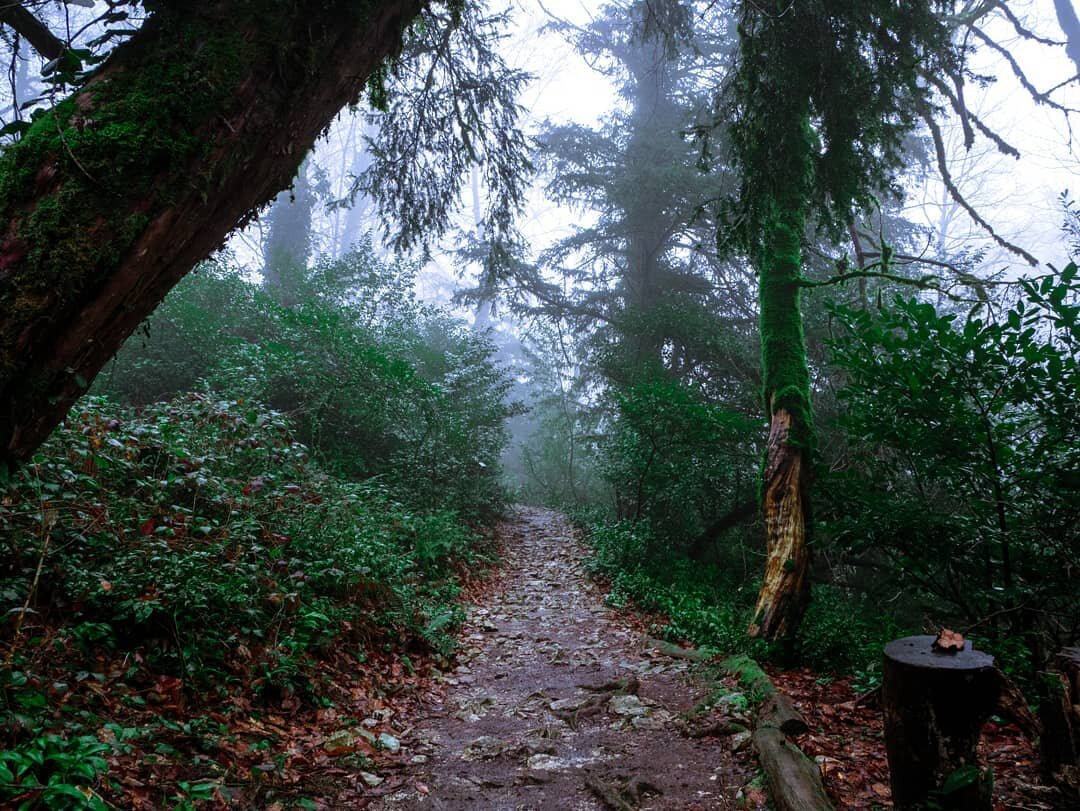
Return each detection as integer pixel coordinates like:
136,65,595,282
967,25,1080,114
992,1,1064,47
923,71,1020,157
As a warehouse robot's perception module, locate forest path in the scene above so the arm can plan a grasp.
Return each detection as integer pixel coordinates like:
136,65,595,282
371,506,750,810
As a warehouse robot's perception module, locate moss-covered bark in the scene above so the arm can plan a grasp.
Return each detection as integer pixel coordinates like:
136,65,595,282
0,0,424,472
747,187,814,641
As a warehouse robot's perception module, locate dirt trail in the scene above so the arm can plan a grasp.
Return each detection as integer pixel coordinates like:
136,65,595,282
372,507,750,810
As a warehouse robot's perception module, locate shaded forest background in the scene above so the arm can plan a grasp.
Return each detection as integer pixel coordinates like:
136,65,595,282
0,0,1077,807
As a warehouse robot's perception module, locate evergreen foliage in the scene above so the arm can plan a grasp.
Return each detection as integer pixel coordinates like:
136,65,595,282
96,243,518,519
821,265,1080,676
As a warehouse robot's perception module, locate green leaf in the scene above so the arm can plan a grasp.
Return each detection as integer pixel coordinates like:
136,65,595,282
941,764,980,795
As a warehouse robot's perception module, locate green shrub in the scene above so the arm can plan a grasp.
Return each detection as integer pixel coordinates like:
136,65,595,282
0,395,481,696
0,733,109,810
95,245,518,519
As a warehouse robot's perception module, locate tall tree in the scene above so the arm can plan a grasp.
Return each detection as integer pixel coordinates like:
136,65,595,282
729,0,960,640
262,158,316,306
1054,0,1080,75
0,0,423,474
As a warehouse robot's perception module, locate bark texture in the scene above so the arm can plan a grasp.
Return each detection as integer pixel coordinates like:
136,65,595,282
752,727,833,811
1040,647,1080,803
0,0,424,472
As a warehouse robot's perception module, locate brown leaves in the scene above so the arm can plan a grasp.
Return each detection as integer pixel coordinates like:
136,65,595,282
770,667,1049,810
933,627,965,652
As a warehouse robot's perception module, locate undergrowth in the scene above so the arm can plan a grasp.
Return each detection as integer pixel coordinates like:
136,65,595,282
582,517,907,685
0,394,485,807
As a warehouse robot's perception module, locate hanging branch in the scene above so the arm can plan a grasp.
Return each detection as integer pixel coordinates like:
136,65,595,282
924,71,1020,157
992,1,1064,46
967,25,1080,115
919,104,1039,266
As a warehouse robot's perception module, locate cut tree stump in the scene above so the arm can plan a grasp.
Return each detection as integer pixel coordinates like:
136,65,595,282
1039,647,1080,803
883,635,1000,810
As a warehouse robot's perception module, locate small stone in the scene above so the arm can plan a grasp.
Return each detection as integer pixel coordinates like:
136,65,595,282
322,730,356,755
409,754,429,765
463,735,506,760
525,753,565,770
608,694,648,716
377,733,401,753
356,728,377,745
731,730,753,751
360,771,383,787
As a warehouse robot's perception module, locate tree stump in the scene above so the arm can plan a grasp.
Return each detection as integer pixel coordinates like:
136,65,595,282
883,635,1000,810
1040,647,1080,802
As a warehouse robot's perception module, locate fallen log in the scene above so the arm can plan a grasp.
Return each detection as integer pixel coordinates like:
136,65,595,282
721,654,808,735
719,655,830,809
643,636,715,662
753,727,833,811
643,639,829,808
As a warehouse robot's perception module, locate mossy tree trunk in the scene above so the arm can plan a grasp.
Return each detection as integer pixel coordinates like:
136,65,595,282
747,194,813,640
0,0,424,473
745,108,815,640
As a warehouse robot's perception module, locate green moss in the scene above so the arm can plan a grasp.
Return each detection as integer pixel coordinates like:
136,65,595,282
0,9,260,381
758,200,813,450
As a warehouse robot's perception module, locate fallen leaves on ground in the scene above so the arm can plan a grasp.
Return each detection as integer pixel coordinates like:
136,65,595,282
771,667,1053,810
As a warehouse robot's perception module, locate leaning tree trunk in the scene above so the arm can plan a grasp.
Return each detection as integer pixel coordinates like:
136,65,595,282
747,195,813,640
0,0,424,473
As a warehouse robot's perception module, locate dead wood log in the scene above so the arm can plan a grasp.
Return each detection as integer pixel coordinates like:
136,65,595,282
993,666,1040,739
721,654,808,735
643,636,715,662
752,727,833,811
715,655,829,808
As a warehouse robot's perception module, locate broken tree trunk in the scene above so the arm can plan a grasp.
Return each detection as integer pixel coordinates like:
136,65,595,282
0,0,424,472
883,635,1000,810
1040,647,1080,803
748,188,814,642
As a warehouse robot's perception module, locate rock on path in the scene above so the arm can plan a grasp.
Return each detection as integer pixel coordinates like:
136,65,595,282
372,507,749,810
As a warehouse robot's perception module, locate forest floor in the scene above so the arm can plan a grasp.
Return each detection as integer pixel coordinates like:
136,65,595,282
363,506,757,810
350,506,1051,811
22,499,1043,808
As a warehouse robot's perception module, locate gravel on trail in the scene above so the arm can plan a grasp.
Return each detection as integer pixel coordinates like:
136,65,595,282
371,506,752,810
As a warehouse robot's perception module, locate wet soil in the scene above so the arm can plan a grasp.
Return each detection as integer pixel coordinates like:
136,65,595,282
372,507,752,810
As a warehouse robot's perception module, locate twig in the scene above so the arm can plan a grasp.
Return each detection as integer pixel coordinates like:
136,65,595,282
4,509,55,669
918,105,1039,266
